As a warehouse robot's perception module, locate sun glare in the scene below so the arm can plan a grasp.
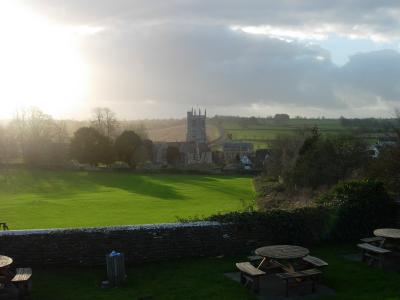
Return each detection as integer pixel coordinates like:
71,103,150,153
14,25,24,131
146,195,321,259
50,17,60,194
0,2,88,118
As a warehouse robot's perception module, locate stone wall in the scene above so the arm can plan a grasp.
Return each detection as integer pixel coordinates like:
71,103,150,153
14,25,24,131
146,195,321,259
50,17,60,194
0,222,269,267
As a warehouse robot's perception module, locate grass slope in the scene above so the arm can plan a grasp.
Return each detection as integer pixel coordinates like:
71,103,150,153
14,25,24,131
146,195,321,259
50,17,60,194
0,169,254,229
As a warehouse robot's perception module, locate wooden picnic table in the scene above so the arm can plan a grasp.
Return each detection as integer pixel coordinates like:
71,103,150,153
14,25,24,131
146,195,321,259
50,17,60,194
374,228,400,251
0,255,32,298
0,256,13,290
374,228,400,240
0,256,12,268
255,245,309,272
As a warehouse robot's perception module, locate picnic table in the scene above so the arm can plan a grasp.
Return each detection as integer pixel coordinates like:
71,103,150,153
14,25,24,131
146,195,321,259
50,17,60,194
0,255,32,299
373,228,400,251
237,245,323,296
0,255,14,286
374,228,400,240
255,245,309,272
0,256,12,269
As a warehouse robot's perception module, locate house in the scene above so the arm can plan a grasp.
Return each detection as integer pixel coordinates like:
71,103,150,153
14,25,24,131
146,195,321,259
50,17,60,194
223,142,253,162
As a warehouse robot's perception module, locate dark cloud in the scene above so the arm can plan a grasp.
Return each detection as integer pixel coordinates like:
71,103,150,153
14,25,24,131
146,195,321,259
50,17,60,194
26,0,400,39
83,25,339,107
22,0,400,117
339,50,400,102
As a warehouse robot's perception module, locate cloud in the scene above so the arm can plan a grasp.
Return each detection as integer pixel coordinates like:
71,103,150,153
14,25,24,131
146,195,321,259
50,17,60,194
339,50,400,102
18,0,400,117
26,0,400,43
82,25,339,107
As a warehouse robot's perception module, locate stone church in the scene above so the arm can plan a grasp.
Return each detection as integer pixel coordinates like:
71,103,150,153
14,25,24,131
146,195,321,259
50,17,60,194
186,108,207,143
153,109,212,165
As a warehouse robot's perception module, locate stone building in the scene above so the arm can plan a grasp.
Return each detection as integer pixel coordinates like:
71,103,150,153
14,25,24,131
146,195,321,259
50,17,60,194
153,108,212,166
153,141,212,165
186,108,207,143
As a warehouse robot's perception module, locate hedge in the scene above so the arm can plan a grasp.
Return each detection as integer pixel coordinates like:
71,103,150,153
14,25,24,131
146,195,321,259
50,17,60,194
207,207,331,245
196,180,399,244
318,179,398,241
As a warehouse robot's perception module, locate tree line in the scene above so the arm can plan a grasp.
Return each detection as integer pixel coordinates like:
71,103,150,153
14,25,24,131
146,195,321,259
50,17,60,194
263,114,400,199
0,107,153,168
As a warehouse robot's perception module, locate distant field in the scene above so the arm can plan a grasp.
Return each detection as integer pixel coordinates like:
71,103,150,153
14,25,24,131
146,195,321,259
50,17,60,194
0,170,254,229
141,118,350,148
219,119,347,149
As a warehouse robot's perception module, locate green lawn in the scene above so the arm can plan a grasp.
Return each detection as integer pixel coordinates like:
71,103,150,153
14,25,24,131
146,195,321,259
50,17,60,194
32,257,256,300
0,169,255,229
31,244,400,300
315,245,400,299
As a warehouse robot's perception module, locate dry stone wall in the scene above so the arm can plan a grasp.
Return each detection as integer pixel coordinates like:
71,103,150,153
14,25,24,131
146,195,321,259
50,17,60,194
0,222,269,267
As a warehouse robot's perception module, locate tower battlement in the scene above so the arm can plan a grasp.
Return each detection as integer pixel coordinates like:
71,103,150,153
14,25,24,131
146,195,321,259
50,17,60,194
186,108,207,143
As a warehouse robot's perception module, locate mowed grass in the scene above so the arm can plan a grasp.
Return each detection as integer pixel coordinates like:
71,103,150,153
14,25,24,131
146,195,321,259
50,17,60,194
32,244,400,299
33,257,256,300
0,169,255,229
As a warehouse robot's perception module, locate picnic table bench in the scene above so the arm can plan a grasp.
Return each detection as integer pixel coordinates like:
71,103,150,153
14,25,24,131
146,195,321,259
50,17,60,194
276,268,322,297
236,262,266,293
360,236,385,246
358,243,391,267
302,255,328,268
11,267,32,298
247,255,262,262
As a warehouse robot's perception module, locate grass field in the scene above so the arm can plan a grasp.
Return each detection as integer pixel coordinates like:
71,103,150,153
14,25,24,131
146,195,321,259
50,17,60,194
217,119,348,149
0,169,254,230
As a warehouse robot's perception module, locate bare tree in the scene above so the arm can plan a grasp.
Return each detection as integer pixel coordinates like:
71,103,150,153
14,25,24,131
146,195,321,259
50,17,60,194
0,125,18,166
91,107,119,139
10,107,65,166
12,108,54,141
53,121,69,143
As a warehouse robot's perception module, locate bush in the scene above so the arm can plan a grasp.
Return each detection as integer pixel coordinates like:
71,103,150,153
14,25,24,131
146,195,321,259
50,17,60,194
367,146,400,199
289,134,368,188
318,180,398,241
253,176,285,197
207,207,331,245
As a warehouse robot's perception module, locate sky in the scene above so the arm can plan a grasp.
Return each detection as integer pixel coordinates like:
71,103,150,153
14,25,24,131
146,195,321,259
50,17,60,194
0,0,400,119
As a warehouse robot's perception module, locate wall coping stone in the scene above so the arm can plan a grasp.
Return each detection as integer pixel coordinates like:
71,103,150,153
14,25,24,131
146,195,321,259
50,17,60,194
0,221,223,236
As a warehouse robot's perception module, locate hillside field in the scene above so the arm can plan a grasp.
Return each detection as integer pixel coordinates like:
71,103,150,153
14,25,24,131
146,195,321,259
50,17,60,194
0,170,254,230
215,118,348,149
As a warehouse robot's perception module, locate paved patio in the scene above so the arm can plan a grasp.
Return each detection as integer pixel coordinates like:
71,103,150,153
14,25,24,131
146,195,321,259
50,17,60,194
225,272,335,300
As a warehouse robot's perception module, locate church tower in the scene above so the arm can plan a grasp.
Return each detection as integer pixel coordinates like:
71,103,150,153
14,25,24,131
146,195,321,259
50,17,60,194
186,108,207,143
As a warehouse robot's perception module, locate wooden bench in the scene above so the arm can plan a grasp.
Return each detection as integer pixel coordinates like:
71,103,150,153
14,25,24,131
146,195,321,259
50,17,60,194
236,262,266,293
247,255,262,262
360,237,385,246
358,243,391,267
12,268,32,298
276,268,322,297
302,255,328,268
